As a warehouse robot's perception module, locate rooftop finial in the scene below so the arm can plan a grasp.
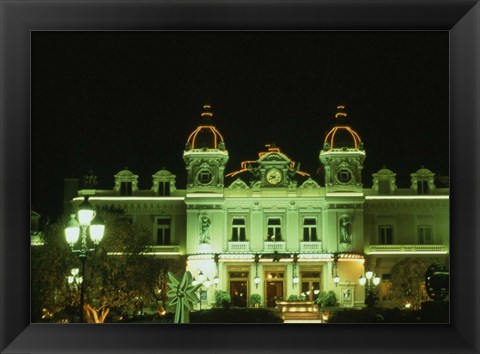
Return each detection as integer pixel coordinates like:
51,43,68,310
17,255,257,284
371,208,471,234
201,104,213,119
335,105,348,119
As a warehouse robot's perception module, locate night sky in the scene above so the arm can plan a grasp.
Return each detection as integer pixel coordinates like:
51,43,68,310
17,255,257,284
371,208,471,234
32,32,449,220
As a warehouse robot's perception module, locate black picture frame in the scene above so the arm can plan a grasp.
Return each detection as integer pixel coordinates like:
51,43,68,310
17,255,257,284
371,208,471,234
1,1,479,353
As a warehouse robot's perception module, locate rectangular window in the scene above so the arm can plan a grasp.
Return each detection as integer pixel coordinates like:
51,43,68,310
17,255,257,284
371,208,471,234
267,218,282,241
417,180,429,195
159,181,170,196
303,218,318,242
418,225,433,244
379,225,393,244
156,218,171,245
378,180,390,194
120,181,132,196
231,218,246,242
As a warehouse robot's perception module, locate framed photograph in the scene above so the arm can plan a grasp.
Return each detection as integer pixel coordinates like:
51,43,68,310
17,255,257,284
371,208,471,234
1,1,479,353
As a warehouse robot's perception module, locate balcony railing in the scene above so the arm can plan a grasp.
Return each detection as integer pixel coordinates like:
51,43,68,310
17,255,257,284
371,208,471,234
300,241,323,252
264,241,286,252
227,241,250,252
368,244,448,254
145,245,180,253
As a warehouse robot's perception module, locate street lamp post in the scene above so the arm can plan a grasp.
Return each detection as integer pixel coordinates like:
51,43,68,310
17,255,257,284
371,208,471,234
192,270,212,311
359,270,381,308
64,196,105,322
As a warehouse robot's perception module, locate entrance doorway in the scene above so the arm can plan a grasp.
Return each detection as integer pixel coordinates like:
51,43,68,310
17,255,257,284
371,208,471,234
230,281,248,307
301,271,321,302
266,281,284,307
228,271,249,308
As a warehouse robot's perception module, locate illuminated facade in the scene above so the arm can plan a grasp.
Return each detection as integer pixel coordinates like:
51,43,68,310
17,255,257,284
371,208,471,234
70,104,449,309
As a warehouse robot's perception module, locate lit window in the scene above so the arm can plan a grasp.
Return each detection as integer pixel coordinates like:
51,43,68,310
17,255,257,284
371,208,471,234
120,181,132,196
231,218,246,242
379,225,393,244
267,218,282,241
380,274,393,301
418,225,433,244
303,218,318,242
156,218,171,245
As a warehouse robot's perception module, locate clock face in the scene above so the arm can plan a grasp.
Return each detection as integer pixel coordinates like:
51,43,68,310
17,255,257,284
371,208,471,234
266,168,283,185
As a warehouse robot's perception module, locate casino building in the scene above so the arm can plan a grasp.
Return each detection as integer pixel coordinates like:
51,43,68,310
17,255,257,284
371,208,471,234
69,105,449,309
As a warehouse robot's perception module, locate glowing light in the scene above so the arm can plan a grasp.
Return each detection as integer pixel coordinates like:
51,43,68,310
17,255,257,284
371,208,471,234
186,125,225,150
65,214,80,246
365,195,449,200
73,197,185,201
226,145,310,178
365,271,373,280
324,125,362,149
373,277,381,286
359,275,367,286
405,303,412,309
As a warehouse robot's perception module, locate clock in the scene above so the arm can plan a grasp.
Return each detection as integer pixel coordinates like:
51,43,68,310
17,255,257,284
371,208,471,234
266,168,283,185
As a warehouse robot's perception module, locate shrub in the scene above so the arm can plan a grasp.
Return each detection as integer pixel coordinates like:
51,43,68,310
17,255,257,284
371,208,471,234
250,293,262,307
214,290,231,309
328,308,422,323
191,308,283,323
288,294,307,301
315,290,337,307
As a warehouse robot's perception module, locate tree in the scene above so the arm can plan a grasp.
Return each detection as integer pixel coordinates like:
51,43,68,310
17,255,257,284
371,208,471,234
390,257,438,310
31,219,78,322
31,207,186,323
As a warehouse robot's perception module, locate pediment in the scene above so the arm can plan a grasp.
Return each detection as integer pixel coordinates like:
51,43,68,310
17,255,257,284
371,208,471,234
228,178,250,190
299,178,321,190
258,152,291,164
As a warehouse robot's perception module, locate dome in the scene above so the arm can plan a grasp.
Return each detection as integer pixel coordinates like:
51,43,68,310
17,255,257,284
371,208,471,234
375,167,395,175
153,169,173,177
186,104,225,150
115,169,135,177
413,166,434,176
323,105,362,150
324,126,362,149
415,167,433,174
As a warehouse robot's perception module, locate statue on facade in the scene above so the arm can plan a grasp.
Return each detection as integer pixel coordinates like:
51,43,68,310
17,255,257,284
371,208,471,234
339,215,352,244
199,216,211,244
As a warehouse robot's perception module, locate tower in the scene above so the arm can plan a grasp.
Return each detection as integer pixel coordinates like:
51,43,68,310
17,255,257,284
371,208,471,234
319,105,366,193
183,104,229,193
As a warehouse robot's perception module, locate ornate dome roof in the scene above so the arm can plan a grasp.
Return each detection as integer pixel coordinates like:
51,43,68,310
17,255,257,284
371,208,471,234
375,167,395,175
186,104,225,150
413,167,434,175
153,169,173,177
115,168,135,177
323,105,362,150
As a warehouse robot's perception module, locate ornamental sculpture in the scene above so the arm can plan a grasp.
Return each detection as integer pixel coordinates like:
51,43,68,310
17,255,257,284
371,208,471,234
339,215,352,244
199,215,211,244
167,271,201,324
